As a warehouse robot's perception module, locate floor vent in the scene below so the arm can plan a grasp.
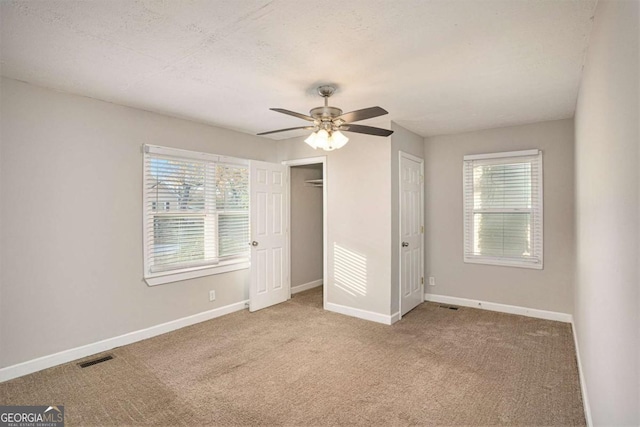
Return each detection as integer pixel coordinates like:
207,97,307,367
439,305,459,311
78,355,113,368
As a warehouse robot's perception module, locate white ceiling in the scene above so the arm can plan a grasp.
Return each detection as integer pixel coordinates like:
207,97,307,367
0,0,597,139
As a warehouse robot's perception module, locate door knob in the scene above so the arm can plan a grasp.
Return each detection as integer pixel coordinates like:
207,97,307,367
251,241,259,246
402,242,409,247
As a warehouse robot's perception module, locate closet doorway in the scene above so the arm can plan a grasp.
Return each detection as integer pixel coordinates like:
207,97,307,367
283,157,327,309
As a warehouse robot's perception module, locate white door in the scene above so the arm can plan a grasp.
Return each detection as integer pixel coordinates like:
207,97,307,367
249,161,289,312
399,152,424,316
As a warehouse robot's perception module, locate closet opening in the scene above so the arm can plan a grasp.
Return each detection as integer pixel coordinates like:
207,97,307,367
284,157,326,309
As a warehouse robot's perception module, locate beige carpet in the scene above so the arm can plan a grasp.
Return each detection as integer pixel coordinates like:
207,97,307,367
1,287,585,426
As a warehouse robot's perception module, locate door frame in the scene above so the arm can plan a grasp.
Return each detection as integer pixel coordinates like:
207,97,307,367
398,151,425,319
281,156,328,310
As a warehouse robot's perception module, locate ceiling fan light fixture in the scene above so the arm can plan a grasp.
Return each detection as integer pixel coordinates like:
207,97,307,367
314,129,330,151
305,129,349,151
304,132,319,149
331,130,349,149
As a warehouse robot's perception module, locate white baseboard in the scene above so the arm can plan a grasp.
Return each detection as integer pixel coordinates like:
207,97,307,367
325,302,394,325
291,279,323,295
390,311,401,324
571,320,592,427
424,293,572,323
0,299,249,383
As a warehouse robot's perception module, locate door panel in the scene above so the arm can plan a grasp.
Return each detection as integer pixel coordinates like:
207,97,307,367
400,153,424,316
273,193,283,234
256,249,267,293
250,161,289,312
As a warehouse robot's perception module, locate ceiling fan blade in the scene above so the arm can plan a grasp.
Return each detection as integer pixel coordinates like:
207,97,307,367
337,106,388,123
340,124,394,137
257,126,315,136
270,108,315,122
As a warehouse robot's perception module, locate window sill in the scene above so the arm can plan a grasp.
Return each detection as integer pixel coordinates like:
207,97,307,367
145,260,250,286
464,257,543,270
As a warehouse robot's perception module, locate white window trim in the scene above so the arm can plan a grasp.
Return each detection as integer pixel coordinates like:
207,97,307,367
144,144,248,166
463,148,540,161
145,260,250,287
463,149,543,270
142,144,250,286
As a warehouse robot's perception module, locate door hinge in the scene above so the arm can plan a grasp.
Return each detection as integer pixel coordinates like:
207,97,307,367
421,277,424,285
421,226,424,234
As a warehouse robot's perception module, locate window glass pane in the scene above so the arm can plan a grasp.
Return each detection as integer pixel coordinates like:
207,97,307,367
149,158,205,212
473,162,532,209
463,151,542,268
152,216,205,269
216,165,249,210
144,147,251,277
215,165,249,259
473,212,531,258
218,213,250,257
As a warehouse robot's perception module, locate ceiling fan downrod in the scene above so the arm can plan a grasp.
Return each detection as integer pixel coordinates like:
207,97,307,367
310,85,343,126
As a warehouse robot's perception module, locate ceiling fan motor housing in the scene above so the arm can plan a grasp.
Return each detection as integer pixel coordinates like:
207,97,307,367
309,107,344,132
310,106,343,120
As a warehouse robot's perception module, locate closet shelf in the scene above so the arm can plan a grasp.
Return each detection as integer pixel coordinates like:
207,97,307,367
304,179,323,188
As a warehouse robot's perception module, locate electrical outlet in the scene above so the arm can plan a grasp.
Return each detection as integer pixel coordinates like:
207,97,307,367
428,277,436,286
209,290,216,301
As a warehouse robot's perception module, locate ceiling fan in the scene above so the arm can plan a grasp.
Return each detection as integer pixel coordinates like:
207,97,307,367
258,85,393,151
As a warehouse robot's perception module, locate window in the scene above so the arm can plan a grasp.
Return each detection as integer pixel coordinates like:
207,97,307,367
463,149,543,269
143,145,250,285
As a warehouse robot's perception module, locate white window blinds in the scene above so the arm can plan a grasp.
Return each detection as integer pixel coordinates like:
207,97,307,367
143,145,249,279
463,149,543,269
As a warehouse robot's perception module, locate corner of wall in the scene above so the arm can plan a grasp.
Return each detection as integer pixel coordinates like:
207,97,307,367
573,0,640,424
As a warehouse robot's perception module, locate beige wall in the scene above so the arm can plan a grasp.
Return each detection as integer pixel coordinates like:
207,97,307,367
0,78,277,368
390,123,425,315
424,119,575,314
290,165,323,288
574,0,639,424
278,128,393,316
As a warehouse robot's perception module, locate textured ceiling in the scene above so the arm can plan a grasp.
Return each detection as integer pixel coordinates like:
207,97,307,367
0,0,597,139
